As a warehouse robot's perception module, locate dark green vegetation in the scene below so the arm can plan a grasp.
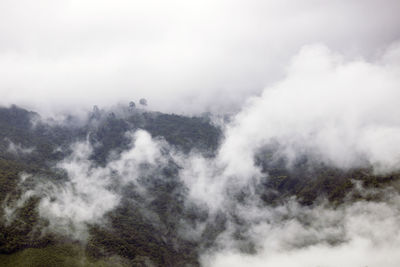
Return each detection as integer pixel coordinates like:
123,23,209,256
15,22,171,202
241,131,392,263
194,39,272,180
0,105,220,266
0,105,399,266
0,244,130,267
258,157,400,206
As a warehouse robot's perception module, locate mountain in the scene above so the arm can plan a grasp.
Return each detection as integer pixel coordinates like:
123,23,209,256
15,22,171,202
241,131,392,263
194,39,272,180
0,105,399,267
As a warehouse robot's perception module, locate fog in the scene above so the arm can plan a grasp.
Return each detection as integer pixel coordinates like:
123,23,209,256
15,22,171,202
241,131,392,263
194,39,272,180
202,191,400,267
5,139,35,155
4,130,167,240
176,42,400,266
2,1,400,266
173,42,400,216
220,43,400,175
1,0,399,115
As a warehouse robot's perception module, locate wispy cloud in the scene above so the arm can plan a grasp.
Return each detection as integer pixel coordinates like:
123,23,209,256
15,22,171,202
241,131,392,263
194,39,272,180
5,130,167,240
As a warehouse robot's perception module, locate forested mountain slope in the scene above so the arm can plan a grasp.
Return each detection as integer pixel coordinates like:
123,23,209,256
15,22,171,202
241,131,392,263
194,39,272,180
0,105,399,267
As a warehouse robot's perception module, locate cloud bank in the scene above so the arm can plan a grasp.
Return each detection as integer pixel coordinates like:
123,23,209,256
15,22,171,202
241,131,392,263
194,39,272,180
202,191,400,267
175,42,400,217
220,43,400,175
173,43,400,266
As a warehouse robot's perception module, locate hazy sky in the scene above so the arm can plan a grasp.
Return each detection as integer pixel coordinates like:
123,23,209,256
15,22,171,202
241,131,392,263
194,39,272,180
1,0,399,115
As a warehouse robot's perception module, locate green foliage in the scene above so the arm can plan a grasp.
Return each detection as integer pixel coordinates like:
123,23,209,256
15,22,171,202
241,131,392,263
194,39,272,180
258,155,400,206
137,113,221,154
0,244,129,267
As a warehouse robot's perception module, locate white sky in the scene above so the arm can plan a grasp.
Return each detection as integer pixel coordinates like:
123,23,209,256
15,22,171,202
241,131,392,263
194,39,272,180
0,0,399,115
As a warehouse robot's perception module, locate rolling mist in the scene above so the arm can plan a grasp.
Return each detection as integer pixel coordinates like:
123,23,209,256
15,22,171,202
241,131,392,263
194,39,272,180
1,1,400,266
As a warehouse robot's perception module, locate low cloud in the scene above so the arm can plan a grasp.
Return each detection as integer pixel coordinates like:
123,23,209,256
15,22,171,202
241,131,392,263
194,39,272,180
201,189,400,267
219,43,400,175
1,1,400,265
4,130,167,240
2,42,400,264
169,44,400,266
5,139,35,155
176,43,400,216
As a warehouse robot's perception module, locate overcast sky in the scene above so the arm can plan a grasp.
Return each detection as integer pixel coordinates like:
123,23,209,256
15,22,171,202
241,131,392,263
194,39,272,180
1,0,399,115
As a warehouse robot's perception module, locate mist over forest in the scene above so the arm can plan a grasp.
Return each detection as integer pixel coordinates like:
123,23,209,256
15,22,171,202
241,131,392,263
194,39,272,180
1,0,400,266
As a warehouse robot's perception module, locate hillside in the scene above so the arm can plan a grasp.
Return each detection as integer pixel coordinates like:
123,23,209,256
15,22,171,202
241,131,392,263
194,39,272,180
0,105,399,266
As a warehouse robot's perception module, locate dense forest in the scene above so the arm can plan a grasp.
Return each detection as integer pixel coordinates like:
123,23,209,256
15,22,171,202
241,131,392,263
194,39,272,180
0,105,399,267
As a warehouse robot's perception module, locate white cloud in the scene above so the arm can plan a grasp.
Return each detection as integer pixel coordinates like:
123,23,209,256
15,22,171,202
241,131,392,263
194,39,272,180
5,139,35,154
176,43,400,218
202,191,400,267
219,43,400,174
5,130,167,240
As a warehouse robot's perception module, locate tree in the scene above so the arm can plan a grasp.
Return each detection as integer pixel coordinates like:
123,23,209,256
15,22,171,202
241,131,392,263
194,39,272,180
139,98,147,106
